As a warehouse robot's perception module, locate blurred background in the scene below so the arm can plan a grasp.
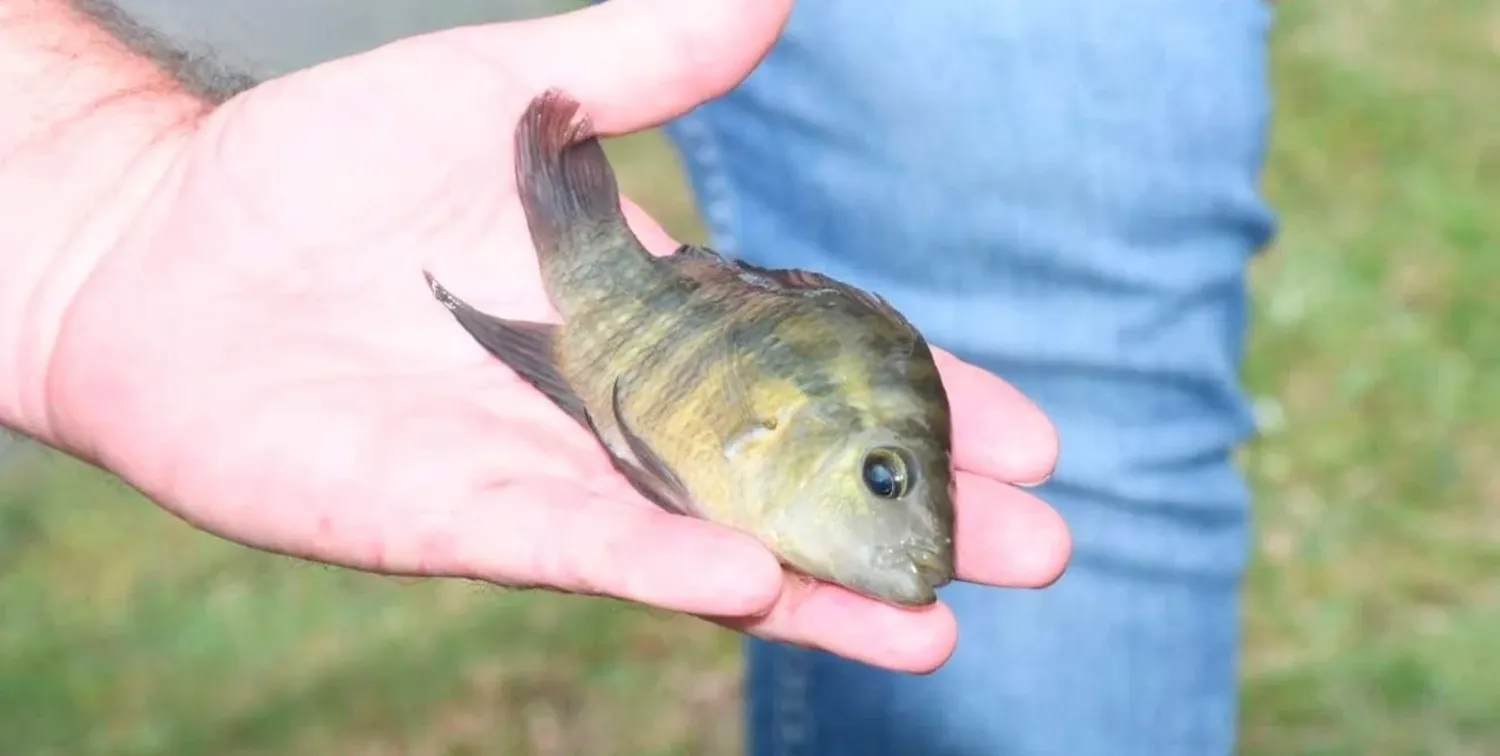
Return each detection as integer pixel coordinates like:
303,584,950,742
2,0,1497,753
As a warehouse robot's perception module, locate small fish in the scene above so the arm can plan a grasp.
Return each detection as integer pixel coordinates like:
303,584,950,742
424,89,955,606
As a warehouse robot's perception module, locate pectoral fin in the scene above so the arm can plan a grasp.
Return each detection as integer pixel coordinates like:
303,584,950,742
423,271,589,428
721,324,779,444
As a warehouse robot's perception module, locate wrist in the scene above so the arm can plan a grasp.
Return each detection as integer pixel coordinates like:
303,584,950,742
0,0,204,444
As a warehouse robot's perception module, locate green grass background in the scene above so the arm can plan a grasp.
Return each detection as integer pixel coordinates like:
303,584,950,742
3,1,1498,753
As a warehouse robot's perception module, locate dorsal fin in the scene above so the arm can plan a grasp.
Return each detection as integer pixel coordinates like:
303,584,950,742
667,243,919,336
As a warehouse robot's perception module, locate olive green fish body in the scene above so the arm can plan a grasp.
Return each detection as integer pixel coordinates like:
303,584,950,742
425,90,956,606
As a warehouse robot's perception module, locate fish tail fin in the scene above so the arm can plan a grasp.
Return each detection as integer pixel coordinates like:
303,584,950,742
514,89,630,267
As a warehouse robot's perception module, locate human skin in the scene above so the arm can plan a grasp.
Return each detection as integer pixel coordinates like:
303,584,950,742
0,0,1070,673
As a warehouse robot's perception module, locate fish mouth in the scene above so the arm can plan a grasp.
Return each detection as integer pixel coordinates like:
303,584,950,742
908,545,954,589
872,541,954,593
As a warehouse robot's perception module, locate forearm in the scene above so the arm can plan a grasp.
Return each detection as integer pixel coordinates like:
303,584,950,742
0,0,204,441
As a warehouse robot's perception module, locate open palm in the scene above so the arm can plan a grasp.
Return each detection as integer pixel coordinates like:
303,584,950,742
40,0,1069,673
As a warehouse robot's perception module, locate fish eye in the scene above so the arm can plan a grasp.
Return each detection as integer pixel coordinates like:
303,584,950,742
861,448,912,499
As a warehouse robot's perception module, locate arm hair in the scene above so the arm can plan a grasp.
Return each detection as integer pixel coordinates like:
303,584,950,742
67,0,259,105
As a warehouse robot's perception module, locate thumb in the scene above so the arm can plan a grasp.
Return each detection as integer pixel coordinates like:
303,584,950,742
440,0,794,134
210,0,789,254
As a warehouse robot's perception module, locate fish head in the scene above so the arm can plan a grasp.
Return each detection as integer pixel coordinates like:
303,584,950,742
714,288,958,606
753,384,956,607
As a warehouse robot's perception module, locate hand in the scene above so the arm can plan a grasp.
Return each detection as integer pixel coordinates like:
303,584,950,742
37,0,1070,673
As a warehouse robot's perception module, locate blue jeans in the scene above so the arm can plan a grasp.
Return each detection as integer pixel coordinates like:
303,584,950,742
663,1,1278,754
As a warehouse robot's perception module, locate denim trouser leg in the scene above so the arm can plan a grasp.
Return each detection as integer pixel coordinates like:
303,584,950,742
663,2,1278,754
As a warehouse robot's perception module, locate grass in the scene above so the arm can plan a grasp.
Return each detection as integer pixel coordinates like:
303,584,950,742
1237,1,1500,753
2,0,1498,753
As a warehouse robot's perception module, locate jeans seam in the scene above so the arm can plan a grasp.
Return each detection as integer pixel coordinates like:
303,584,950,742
771,648,813,756
667,110,741,258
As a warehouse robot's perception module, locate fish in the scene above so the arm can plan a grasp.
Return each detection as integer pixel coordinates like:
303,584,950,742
423,89,956,607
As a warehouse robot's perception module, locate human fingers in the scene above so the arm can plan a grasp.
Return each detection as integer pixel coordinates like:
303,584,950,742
933,349,1060,486
703,473,1071,672
426,480,786,617
715,579,961,674
221,0,791,236
702,473,1070,673
951,471,1071,588
442,0,793,134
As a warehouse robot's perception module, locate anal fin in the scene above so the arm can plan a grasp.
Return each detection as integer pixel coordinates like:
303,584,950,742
425,270,702,519
423,271,589,428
